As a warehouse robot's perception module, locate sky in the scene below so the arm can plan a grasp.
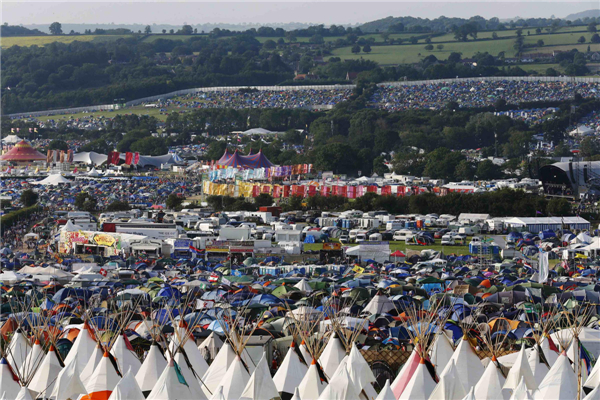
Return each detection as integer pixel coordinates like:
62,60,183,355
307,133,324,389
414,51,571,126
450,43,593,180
2,1,598,26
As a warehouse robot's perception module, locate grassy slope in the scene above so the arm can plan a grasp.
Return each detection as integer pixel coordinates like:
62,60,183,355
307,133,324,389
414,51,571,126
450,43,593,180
304,239,473,256
1,35,129,48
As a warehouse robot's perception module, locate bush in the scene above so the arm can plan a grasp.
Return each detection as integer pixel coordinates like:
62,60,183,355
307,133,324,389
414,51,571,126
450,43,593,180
166,193,184,210
21,189,38,207
0,205,41,233
106,200,130,211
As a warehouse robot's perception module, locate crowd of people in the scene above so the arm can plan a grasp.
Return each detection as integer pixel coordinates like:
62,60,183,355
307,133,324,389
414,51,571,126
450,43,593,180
373,80,600,111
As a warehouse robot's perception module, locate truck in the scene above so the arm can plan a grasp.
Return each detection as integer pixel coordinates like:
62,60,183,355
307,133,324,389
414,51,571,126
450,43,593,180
104,222,185,240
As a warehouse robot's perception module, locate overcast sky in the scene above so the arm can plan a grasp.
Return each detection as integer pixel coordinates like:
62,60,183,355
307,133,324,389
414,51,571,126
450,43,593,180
2,1,597,26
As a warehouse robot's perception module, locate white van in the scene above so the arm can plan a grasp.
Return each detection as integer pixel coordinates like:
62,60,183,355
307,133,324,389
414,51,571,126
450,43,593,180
355,233,367,243
441,234,455,245
349,229,360,242
459,227,476,236
393,229,415,241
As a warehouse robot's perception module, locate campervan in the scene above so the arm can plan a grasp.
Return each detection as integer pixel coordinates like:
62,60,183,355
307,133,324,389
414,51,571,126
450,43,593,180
393,229,415,241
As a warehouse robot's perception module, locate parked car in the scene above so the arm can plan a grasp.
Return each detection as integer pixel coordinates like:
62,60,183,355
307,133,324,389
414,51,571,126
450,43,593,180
339,235,350,244
434,229,450,239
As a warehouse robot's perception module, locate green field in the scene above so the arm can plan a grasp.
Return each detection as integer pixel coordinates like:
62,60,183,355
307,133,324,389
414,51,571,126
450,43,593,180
142,34,203,42
33,106,171,123
1,35,129,48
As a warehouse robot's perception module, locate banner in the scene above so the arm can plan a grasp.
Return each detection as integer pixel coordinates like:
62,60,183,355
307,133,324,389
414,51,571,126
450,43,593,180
125,152,133,165
134,152,140,165
47,150,53,164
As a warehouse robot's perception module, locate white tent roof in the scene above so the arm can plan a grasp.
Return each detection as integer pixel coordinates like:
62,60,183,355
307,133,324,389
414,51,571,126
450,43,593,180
33,174,72,186
362,293,395,315
242,128,275,135
527,346,549,388
28,346,63,398
532,354,578,400
298,360,327,400
49,357,88,400
198,332,223,362
7,331,30,375
294,279,313,292
316,357,361,400
80,345,103,384
429,333,454,373
172,351,208,400
0,357,21,399
73,152,108,166
376,379,395,400
347,343,376,392
2,135,22,144
167,325,209,378
14,387,34,400
135,343,167,394
239,353,280,400
84,351,121,396
213,356,250,400
345,243,390,263
584,378,600,400
21,339,43,381
110,335,142,376
474,359,507,400
318,333,346,379
107,366,145,400
201,342,236,395
273,343,308,395
147,360,195,400
88,167,101,177
439,338,484,391
430,360,467,400
504,346,537,391
398,359,436,400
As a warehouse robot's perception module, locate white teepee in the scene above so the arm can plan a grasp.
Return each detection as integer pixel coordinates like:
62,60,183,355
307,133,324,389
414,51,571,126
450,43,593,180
147,360,195,400
273,342,308,397
135,343,167,395
429,333,454,373
298,359,328,400
398,358,436,400
430,359,467,400
62,324,96,375
239,353,281,400
0,357,21,399
80,345,103,384
532,353,578,400
375,379,395,400
509,376,533,400
173,351,208,400
318,333,345,379
316,357,361,400
439,338,483,391
474,358,507,400
212,356,250,400
83,351,121,399
7,330,31,376
107,366,145,400
49,357,87,400
504,346,537,391
110,334,141,376
27,345,63,398
201,342,236,395
198,332,223,363
527,346,549,388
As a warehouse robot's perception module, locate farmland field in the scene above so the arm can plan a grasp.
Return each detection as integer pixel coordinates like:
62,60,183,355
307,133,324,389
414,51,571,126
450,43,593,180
1,35,129,48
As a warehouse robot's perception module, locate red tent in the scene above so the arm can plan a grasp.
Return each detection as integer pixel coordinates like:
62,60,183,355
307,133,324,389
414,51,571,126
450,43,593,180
390,250,405,257
0,140,46,162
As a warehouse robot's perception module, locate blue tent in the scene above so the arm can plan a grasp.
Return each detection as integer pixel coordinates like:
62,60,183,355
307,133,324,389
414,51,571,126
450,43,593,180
304,235,315,244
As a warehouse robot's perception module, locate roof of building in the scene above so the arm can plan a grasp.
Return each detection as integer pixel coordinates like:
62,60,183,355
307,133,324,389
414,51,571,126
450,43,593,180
0,140,46,162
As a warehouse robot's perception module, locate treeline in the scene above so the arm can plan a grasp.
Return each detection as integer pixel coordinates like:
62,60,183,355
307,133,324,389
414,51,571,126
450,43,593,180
204,189,573,218
359,15,599,33
1,36,294,114
1,25,46,37
0,205,42,233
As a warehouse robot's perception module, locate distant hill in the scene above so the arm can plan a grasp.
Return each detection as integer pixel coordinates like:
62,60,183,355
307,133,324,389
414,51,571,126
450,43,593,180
565,9,600,21
1,25,46,37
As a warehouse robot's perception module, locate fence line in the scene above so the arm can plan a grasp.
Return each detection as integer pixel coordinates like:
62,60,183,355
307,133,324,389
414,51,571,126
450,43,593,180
8,75,600,118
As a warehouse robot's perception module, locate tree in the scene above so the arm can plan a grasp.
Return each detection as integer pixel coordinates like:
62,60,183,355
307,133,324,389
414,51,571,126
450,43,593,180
516,29,523,37
180,25,193,35
425,37,432,44
454,160,475,180
21,189,38,207
588,23,597,33
254,193,273,207
74,192,97,212
409,36,418,44
546,198,571,216
437,44,444,51
162,29,166,34
425,44,434,51
48,139,68,151
310,34,324,44
166,193,184,210
106,200,130,211
263,39,276,50
475,160,502,180
537,39,544,47
351,45,361,54
578,36,586,44
492,32,498,39
546,67,559,76
362,44,372,53
380,32,390,43
49,22,62,35
169,29,174,34
448,52,462,63
591,34,600,44
580,137,599,159
144,25,152,34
